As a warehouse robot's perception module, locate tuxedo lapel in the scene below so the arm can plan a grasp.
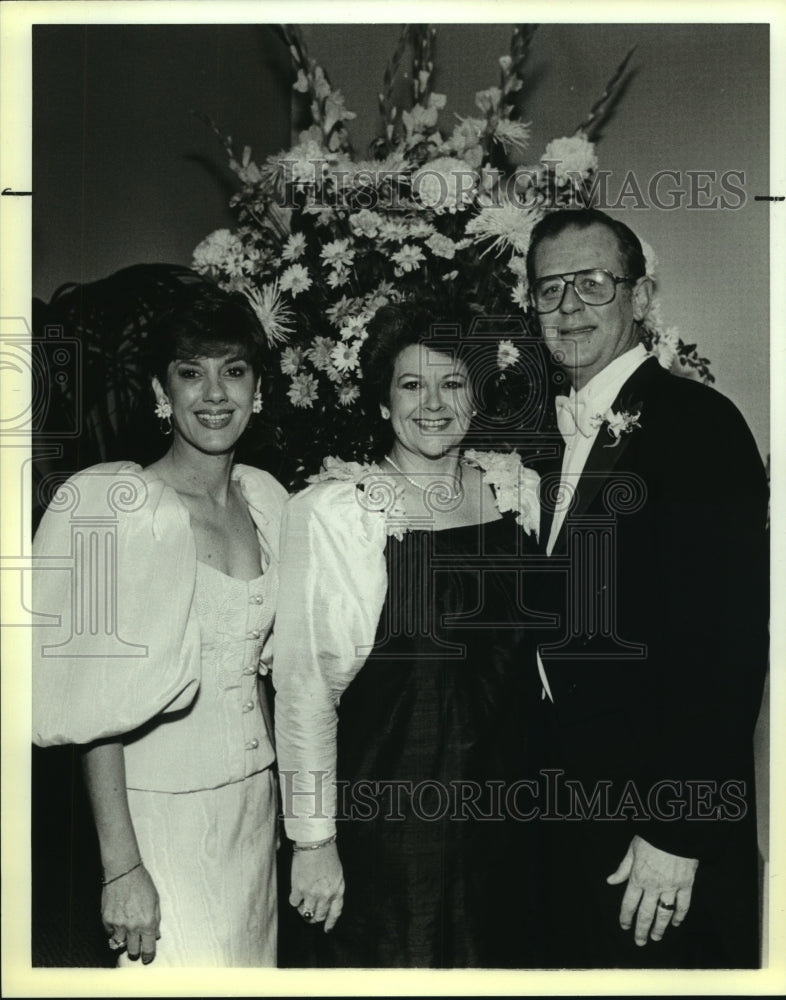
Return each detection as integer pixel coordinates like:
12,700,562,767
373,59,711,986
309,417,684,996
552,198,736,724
551,357,661,553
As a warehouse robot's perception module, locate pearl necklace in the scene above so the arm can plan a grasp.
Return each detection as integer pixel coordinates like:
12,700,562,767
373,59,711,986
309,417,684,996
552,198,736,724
384,454,464,502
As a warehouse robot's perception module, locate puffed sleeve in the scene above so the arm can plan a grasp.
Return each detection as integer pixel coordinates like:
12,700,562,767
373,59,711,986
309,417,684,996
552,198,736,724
273,480,388,842
32,462,201,747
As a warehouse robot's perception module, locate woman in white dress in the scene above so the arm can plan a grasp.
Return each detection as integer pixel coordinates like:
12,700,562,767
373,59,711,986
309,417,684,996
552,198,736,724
32,284,286,966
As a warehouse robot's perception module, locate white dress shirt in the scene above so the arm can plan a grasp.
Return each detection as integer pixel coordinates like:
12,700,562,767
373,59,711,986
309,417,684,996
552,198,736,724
538,343,649,700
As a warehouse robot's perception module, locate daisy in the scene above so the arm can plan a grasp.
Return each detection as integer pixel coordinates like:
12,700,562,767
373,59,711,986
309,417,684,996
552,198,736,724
326,295,355,327
320,238,355,271
281,232,307,261
339,315,370,341
306,336,337,371
391,244,425,274
280,263,312,298
337,383,361,407
497,339,521,370
287,373,320,409
280,345,305,375
510,282,529,308
331,341,361,372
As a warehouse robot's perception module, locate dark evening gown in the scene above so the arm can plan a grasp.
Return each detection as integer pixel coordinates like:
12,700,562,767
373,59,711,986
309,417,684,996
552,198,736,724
285,512,544,969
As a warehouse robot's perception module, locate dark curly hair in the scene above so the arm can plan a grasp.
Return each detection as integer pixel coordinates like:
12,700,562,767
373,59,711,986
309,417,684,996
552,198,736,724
358,299,498,457
359,302,478,409
146,281,265,386
525,207,647,289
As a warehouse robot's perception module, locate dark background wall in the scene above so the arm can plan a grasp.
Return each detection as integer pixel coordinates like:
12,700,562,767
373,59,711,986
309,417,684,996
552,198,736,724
32,22,769,456
32,24,291,300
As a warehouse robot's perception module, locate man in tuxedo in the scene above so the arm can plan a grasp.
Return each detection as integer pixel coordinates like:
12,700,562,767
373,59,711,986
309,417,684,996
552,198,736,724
526,208,769,967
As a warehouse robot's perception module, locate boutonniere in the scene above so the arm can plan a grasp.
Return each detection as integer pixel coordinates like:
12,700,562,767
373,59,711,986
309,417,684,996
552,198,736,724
593,404,642,448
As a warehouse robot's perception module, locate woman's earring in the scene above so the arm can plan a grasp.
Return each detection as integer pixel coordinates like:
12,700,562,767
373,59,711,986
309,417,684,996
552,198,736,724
380,406,390,420
154,398,173,435
252,390,263,414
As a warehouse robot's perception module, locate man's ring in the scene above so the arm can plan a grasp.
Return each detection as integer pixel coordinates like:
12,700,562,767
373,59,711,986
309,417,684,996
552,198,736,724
108,936,125,950
302,909,314,920
657,899,677,911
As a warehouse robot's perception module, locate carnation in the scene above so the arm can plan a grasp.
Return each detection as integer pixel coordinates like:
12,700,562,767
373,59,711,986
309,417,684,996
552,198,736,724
411,156,478,214
541,134,598,186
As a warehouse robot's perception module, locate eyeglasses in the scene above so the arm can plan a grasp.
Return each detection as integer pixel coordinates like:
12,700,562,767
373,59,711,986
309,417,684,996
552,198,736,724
532,269,633,313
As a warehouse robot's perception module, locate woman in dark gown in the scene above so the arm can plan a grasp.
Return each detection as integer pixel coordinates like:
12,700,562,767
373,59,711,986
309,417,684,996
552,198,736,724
274,304,543,968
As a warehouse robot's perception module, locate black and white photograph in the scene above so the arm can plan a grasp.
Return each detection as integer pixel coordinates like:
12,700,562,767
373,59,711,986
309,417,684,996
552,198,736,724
1,1,783,995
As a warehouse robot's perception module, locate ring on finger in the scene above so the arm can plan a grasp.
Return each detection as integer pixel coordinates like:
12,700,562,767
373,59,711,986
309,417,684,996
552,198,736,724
108,936,126,951
302,909,314,920
656,899,677,911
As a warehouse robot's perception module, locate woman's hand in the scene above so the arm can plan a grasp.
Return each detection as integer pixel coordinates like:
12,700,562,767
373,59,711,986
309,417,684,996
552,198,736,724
289,843,345,932
102,863,161,963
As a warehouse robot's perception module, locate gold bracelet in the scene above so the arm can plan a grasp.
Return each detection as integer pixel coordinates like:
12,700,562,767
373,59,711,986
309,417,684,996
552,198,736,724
292,834,337,852
102,859,143,886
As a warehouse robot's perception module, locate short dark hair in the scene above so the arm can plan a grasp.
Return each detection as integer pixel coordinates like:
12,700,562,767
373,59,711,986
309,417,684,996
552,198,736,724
526,208,647,288
359,301,475,410
146,282,265,386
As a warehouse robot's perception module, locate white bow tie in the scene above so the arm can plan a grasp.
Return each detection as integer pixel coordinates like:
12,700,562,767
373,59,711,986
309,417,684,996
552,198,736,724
554,395,603,442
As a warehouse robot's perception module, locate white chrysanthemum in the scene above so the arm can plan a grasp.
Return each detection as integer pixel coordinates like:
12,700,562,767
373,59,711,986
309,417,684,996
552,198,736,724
326,295,355,327
378,218,410,243
541,135,598,186
287,372,319,409
391,244,426,274
280,263,312,298
339,315,370,342
320,238,355,271
280,345,305,376
407,218,435,239
497,340,521,370
306,336,337,371
327,269,351,289
465,203,540,256
281,232,307,262
510,282,529,308
507,254,528,278
331,341,360,372
244,282,294,346
411,156,477,214
493,118,532,154
337,383,361,407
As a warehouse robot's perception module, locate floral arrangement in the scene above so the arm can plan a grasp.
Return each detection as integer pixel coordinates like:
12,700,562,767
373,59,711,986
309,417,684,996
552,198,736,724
192,24,712,487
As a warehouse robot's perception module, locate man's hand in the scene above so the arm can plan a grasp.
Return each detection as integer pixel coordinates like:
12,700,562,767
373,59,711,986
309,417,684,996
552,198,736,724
607,834,698,946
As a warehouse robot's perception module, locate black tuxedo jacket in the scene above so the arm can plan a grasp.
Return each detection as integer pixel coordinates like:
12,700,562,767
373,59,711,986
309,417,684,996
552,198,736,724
535,356,769,863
